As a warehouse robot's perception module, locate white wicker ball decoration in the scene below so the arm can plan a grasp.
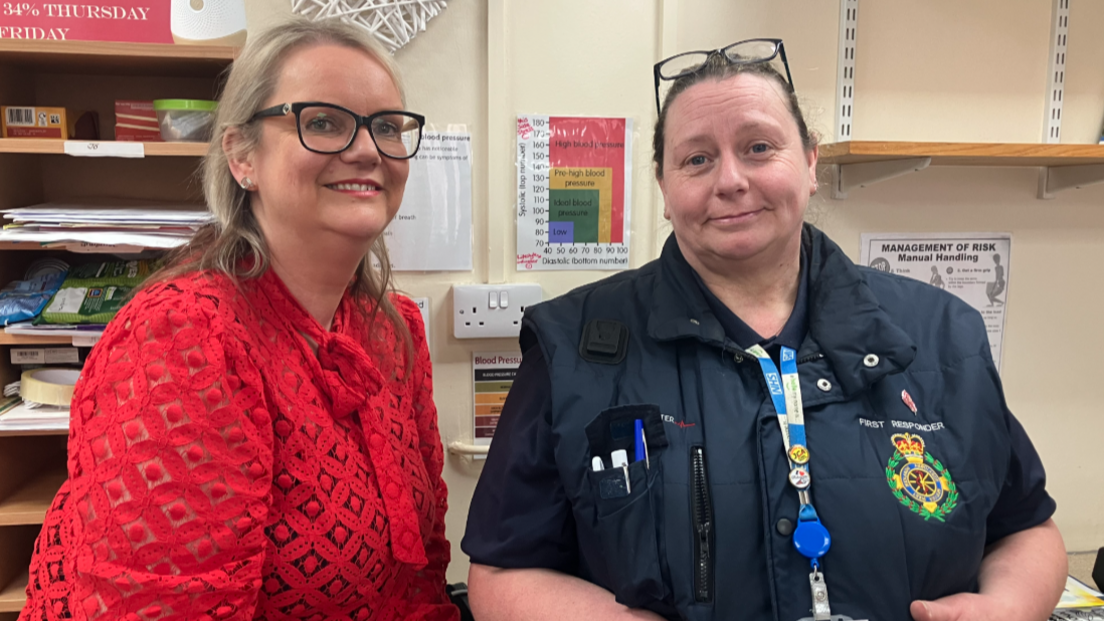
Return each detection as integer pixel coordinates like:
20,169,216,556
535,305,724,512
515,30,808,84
291,0,448,53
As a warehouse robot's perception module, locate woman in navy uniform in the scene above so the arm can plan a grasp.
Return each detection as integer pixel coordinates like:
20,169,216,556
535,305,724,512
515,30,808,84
462,40,1067,621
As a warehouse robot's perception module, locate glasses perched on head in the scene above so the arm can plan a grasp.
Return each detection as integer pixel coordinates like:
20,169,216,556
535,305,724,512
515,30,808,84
653,38,793,113
249,102,425,159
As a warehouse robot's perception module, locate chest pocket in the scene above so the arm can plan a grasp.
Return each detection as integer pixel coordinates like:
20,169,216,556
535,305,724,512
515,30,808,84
583,404,672,612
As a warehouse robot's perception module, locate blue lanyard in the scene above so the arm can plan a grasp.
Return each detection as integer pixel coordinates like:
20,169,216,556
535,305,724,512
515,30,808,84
747,345,831,568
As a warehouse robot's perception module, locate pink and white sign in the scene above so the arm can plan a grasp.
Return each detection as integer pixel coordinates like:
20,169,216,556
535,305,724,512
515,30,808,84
0,0,171,43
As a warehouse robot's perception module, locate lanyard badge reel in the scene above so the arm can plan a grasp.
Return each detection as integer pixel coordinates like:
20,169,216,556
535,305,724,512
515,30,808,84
748,345,832,620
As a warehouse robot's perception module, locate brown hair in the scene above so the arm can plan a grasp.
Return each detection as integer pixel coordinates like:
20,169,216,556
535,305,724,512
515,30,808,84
150,16,412,361
653,57,815,178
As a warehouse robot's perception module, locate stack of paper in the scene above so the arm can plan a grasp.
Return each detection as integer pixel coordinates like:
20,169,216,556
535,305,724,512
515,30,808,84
1051,576,1104,621
0,396,69,432
0,200,213,250
4,322,104,346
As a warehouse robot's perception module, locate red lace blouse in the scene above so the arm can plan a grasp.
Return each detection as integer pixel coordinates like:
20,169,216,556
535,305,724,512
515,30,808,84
20,268,458,621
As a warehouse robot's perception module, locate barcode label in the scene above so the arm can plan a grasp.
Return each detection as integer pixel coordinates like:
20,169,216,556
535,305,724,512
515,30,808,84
10,349,45,365
5,107,35,127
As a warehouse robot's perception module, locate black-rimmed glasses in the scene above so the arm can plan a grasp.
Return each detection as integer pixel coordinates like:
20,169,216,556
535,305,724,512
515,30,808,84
249,102,425,159
653,38,793,113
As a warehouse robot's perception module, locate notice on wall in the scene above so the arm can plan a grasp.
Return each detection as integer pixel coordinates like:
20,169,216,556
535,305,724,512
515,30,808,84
516,115,632,271
472,351,521,449
384,131,473,271
860,232,1011,370
0,1,172,43
411,296,429,349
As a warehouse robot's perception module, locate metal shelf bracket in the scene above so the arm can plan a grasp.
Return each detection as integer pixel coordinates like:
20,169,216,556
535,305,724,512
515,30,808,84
831,157,931,199
1037,164,1104,199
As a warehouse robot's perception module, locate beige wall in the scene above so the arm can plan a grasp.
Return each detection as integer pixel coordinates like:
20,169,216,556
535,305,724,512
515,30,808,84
241,0,1104,582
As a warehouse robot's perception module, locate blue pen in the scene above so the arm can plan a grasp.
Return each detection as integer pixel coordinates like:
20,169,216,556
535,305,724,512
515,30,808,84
634,419,648,467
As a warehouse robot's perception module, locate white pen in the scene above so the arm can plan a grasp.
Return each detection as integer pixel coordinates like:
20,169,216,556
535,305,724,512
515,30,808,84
611,449,630,494
592,456,604,472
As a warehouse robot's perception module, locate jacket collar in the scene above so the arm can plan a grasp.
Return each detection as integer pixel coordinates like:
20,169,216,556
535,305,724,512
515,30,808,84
647,225,916,397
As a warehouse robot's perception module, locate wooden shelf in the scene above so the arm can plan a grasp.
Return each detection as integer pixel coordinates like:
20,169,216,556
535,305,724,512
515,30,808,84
0,334,77,346
0,242,166,254
0,571,27,612
0,39,236,77
0,139,207,157
819,141,1104,167
820,141,1104,198
0,468,66,526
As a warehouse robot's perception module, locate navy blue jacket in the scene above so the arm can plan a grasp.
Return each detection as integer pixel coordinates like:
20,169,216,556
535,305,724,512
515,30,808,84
463,226,1054,621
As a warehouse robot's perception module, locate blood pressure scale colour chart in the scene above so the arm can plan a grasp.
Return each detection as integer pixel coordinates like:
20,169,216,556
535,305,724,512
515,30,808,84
516,115,633,271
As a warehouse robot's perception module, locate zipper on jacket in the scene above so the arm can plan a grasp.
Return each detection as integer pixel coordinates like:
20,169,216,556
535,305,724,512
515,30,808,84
691,445,714,603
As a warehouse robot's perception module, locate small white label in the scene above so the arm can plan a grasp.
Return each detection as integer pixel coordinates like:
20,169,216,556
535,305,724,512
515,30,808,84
10,348,45,365
50,288,87,314
45,348,81,364
64,141,145,158
71,335,101,348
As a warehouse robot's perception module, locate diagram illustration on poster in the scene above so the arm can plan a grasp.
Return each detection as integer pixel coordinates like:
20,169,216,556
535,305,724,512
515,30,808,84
516,115,633,271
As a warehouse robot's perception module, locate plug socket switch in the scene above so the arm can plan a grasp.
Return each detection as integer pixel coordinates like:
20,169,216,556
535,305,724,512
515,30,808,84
453,284,542,339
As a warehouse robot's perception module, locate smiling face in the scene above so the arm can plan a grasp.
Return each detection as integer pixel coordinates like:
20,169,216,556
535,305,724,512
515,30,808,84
658,73,817,270
231,43,409,252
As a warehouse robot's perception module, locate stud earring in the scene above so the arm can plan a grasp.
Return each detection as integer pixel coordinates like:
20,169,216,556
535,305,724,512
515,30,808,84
239,177,256,191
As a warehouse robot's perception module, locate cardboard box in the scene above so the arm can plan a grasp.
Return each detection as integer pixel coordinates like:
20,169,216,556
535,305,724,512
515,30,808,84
2,106,67,139
115,100,163,142
1,106,99,140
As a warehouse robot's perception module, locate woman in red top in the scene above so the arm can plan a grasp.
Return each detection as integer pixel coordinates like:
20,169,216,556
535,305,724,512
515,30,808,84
20,17,458,621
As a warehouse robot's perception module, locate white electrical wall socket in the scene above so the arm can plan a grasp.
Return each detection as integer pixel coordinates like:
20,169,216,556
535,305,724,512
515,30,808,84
453,284,543,339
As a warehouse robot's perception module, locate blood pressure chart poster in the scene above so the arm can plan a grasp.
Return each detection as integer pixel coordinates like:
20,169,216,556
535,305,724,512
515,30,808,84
860,232,1011,371
516,115,633,271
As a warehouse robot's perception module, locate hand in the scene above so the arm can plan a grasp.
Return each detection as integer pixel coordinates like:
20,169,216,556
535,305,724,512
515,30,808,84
910,593,1018,621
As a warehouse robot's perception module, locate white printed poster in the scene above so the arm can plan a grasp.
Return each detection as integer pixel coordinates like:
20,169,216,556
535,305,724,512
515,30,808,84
384,131,472,271
472,351,522,450
515,115,632,271
860,232,1011,370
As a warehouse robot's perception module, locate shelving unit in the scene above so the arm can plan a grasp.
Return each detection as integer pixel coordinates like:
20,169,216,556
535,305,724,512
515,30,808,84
0,39,236,76
0,571,28,613
0,39,233,615
0,467,67,527
0,334,73,346
819,141,1104,199
0,138,209,157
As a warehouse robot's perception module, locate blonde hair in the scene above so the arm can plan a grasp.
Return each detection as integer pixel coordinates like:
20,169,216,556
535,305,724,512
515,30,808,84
155,16,412,358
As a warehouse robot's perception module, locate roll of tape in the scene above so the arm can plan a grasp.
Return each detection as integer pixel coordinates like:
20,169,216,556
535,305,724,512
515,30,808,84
20,368,81,406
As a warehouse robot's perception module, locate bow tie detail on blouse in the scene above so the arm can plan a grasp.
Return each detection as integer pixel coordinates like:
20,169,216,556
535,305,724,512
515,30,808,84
265,272,429,569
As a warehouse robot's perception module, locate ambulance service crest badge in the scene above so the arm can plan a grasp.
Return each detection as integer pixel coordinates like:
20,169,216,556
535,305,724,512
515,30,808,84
885,433,958,522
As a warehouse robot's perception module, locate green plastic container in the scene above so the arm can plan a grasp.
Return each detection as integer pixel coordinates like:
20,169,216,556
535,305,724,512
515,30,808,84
152,99,218,141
